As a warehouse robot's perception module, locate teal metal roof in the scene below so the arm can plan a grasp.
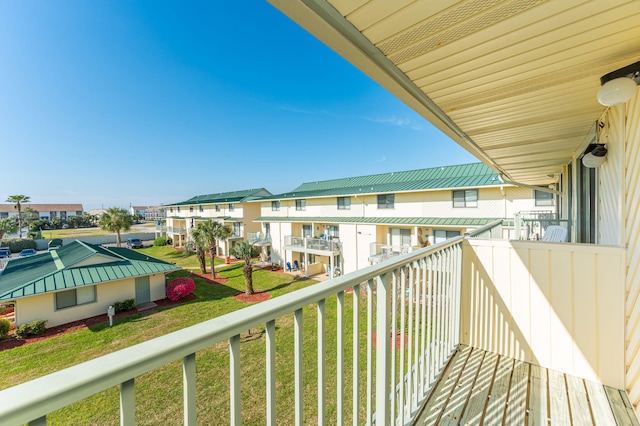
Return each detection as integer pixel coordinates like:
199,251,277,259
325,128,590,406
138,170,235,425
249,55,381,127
259,163,501,200
254,216,500,227
0,240,180,301
168,188,272,206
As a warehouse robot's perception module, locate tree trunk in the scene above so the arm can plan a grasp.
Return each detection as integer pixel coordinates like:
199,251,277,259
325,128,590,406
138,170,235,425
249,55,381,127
210,248,216,279
244,260,254,295
116,231,122,247
17,204,22,239
197,248,206,274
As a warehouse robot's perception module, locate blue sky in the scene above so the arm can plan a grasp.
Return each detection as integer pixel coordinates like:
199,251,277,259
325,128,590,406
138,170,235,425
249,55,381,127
0,1,477,211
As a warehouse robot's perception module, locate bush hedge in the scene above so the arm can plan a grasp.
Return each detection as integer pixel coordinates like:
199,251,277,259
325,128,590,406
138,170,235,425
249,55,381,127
15,319,47,338
153,236,168,246
113,299,136,313
166,277,195,301
0,318,11,338
1,238,37,253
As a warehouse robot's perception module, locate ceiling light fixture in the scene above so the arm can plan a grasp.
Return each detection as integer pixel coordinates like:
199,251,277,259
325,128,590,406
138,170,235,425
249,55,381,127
597,61,640,106
582,144,608,168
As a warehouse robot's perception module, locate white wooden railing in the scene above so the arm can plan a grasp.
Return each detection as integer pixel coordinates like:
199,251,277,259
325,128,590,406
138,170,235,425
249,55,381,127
0,237,464,425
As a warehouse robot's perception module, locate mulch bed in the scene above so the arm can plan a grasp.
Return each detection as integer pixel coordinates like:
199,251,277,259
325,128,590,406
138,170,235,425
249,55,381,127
0,294,196,352
234,291,271,303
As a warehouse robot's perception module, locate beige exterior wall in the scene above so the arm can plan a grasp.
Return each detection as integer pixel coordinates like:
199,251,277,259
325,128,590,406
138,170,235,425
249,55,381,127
15,273,168,328
462,239,625,388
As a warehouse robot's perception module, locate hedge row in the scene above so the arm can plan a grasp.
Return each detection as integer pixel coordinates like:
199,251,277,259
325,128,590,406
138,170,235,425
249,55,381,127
0,238,37,253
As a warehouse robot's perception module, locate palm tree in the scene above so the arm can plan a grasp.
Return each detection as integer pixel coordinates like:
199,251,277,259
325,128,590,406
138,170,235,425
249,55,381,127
0,218,18,244
200,219,232,279
189,225,208,274
99,207,133,247
6,195,30,238
231,241,259,295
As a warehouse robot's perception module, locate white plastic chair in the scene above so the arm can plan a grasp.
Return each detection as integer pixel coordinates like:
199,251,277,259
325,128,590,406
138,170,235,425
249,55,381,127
541,225,568,242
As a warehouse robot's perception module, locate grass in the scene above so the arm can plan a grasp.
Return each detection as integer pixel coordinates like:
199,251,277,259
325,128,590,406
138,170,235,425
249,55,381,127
43,222,155,239
0,255,379,424
140,245,224,269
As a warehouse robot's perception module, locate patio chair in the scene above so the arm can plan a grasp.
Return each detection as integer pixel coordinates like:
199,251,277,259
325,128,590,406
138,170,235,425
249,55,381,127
294,260,301,270
541,225,568,242
286,262,293,272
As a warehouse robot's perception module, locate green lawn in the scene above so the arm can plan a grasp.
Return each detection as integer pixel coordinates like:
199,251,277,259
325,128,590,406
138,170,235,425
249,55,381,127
139,245,224,269
0,256,377,424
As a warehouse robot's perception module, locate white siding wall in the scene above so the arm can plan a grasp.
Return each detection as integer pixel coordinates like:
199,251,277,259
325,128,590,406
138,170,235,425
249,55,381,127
620,92,640,410
462,239,625,388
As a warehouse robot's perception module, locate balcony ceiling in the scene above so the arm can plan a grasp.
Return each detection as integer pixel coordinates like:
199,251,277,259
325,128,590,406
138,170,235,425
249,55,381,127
269,0,640,186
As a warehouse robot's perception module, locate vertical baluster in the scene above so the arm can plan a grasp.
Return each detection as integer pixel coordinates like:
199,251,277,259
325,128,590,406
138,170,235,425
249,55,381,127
295,308,304,426
406,263,413,417
318,299,325,425
183,353,196,426
266,320,276,426
352,284,360,426
442,247,450,354
412,260,420,407
399,266,406,422
337,291,344,425
427,254,434,385
120,378,135,426
230,335,241,426
367,279,374,424
376,273,391,426
453,243,462,345
420,257,428,397
390,269,397,423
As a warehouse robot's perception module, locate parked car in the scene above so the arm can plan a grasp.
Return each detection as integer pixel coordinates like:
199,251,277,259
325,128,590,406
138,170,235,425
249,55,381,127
126,238,143,249
48,238,63,251
0,248,10,259
18,249,37,257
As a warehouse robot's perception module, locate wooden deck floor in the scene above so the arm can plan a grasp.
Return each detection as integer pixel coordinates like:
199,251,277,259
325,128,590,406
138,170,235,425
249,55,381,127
413,345,639,425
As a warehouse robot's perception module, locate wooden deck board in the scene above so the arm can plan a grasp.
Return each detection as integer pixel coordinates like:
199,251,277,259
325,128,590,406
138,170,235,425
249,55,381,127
412,345,636,425
528,364,548,426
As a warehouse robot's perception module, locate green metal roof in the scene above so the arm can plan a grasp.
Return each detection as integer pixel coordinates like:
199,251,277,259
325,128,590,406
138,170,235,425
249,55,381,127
0,240,180,301
167,188,272,206
259,163,502,200
255,216,500,227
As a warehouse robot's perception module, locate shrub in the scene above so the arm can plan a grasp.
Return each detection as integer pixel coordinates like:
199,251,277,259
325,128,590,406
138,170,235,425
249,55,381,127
153,236,168,246
15,319,47,338
2,238,37,253
0,318,11,338
166,277,195,301
113,299,136,313
0,304,12,315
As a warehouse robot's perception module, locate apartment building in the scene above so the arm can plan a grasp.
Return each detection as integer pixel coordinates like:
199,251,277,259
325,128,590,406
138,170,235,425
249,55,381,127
251,163,548,276
164,188,272,255
0,203,84,220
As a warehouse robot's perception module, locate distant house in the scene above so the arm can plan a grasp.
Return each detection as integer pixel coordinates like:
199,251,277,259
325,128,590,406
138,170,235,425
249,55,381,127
0,240,180,328
0,203,84,220
144,206,166,222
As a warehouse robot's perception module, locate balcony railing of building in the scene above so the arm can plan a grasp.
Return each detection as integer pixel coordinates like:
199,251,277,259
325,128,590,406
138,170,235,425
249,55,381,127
284,235,342,253
248,232,271,246
368,243,421,264
165,225,186,235
514,211,571,241
464,219,504,239
0,236,464,425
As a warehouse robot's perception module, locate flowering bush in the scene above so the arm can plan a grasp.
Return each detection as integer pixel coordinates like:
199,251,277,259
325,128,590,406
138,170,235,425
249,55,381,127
167,277,195,301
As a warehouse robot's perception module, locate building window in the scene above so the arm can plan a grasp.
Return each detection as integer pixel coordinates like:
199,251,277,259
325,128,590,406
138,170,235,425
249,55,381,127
233,222,241,236
377,194,395,209
169,207,173,213
229,203,235,211
177,207,181,212
452,189,478,208
55,286,96,310
327,225,339,239
199,205,203,212
0,212,7,219
264,223,271,235
434,230,461,244
272,201,280,211
302,224,312,238
189,206,194,212
390,228,411,247
296,200,306,211
535,189,555,206
215,204,220,212
337,197,351,210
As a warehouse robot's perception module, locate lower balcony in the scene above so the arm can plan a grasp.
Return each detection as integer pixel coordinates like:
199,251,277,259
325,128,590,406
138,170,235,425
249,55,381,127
0,232,635,425
284,235,341,255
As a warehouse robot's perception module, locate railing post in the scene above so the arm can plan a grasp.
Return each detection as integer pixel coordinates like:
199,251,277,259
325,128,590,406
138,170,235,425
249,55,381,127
183,353,196,426
376,272,391,425
120,378,135,426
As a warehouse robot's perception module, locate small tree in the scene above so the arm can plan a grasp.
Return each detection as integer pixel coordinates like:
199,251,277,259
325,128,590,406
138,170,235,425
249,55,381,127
99,207,133,247
6,195,30,238
189,225,208,274
231,241,259,295
0,218,18,245
200,219,232,279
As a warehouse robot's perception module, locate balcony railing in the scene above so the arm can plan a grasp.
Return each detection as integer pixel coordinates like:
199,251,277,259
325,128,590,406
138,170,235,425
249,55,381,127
0,236,464,425
514,211,571,240
166,226,186,235
284,235,341,252
368,243,421,263
247,232,271,245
